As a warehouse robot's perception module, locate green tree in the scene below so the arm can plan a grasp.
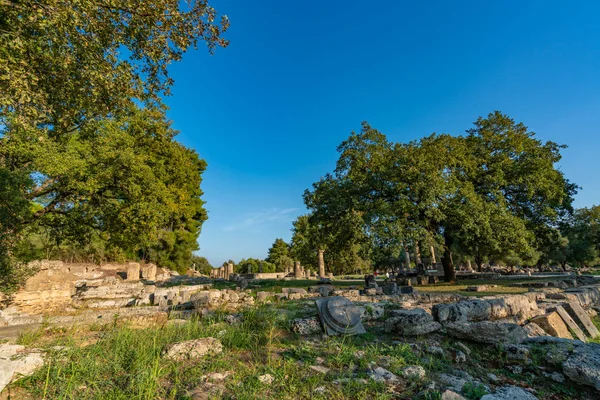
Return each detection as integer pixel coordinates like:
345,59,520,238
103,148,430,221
1,0,229,281
1,0,229,136
190,255,213,275
301,113,576,282
266,238,292,271
561,206,600,268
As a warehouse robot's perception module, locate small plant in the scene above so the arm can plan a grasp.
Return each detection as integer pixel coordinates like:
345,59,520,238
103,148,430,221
462,382,488,400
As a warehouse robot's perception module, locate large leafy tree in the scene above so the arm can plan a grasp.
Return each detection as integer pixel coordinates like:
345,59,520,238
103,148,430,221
266,238,292,272
0,0,228,277
1,0,229,134
302,113,576,282
7,107,207,272
561,206,600,268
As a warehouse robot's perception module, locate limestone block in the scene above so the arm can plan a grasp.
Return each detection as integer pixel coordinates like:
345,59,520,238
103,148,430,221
385,308,442,335
556,305,587,342
432,300,491,323
126,262,141,281
530,312,573,339
445,321,527,344
565,302,600,339
141,264,157,281
164,338,222,361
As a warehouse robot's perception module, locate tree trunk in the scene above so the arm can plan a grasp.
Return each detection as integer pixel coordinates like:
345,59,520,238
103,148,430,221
442,232,456,283
475,254,483,272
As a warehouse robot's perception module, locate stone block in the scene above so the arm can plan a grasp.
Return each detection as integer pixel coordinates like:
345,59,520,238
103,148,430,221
555,305,587,342
530,312,573,339
141,264,157,281
126,262,141,281
400,286,414,294
565,302,600,339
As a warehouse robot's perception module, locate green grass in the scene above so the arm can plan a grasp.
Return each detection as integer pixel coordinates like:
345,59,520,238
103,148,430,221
10,305,418,399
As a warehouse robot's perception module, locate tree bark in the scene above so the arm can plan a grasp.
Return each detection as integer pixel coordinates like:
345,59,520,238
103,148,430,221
442,232,456,283
474,254,483,272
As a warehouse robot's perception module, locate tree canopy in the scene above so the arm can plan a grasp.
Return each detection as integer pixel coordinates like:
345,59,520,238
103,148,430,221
265,238,292,272
300,112,577,280
1,0,229,281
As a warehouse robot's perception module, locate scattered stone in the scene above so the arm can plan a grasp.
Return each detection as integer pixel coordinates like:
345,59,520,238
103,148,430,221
223,313,243,325
281,288,308,295
480,385,538,400
309,365,330,374
314,386,326,394
426,346,445,356
555,305,587,342
487,373,500,383
503,344,530,362
385,308,442,335
316,297,366,336
507,365,523,374
455,342,471,356
530,312,573,339
290,316,322,335
201,371,232,381
441,390,466,400
356,303,385,321
542,371,565,383
0,344,45,393
445,321,527,344
466,285,488,292
164,338,222,361
370,366,400,382
437,373,470,392
258,374,274,385
452,350,467,363
402,365,426,381
256,292,271,302
523,322,548,338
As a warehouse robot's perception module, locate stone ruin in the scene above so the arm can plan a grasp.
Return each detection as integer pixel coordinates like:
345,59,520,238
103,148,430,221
4,260,600,395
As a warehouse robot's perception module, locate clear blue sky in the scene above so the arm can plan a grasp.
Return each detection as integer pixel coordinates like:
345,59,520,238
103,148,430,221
163,0,600,266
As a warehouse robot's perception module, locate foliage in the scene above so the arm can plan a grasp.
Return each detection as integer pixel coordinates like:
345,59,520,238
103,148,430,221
0,0,229,135
301,113,576,281
0,1,228,277
266,238,293,271
237,258,276,274
190,255,213,275
560,206,600,267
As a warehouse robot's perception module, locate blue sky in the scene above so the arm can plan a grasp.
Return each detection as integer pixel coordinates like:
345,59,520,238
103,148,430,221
163,0,600,266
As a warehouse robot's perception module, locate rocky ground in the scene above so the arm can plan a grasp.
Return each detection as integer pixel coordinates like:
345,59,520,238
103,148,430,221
2,264,600,399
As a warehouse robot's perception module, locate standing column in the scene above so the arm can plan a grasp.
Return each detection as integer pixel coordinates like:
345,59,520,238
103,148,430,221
294,261,302,279
404,244,411,270
430,244,437,265
414,242,422,265
318,249,325,277
227,262,234,279
466,259,472,272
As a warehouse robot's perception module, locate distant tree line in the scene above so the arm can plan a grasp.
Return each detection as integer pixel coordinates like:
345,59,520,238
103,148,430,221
281,113,598,281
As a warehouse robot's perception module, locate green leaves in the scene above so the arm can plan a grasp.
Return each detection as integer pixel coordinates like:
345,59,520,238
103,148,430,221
302,112,577,278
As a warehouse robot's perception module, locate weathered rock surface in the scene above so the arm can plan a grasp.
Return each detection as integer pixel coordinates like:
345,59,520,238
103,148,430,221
0,344,44,393
562,342,600,391
530,312,573,339
445,321,527,344
433,300,491,323
164,338,222,361
385,308,442,335
480,385,538,400
290,316,322,335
